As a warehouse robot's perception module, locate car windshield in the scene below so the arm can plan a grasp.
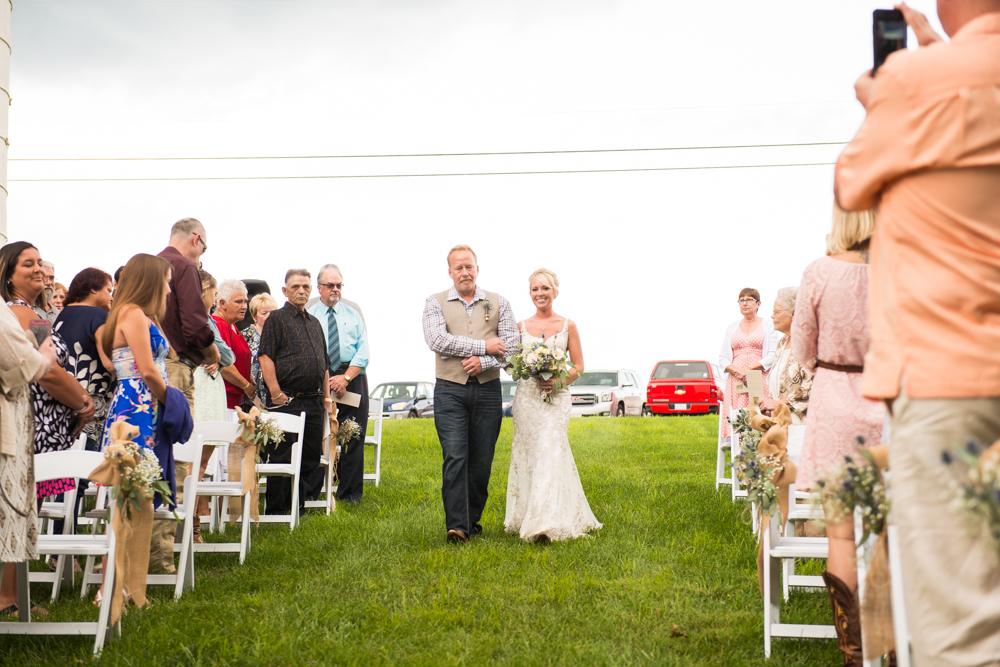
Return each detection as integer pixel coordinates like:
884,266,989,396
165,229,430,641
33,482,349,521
379,384,418,400
501,382,517,398
652,362,710,380
576,372,619,387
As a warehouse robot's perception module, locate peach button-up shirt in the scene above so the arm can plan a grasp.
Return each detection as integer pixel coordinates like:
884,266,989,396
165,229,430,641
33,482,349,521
835,13,1000,400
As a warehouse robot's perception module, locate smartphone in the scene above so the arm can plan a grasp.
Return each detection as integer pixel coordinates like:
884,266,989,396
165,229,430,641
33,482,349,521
873,9,907,75
29,319,51,346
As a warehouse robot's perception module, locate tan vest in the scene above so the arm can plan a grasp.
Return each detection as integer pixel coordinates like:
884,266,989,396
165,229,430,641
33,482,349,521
435,289,501,384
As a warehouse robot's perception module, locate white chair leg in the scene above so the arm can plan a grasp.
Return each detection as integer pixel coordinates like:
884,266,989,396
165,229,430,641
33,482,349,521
209,494,219,534
290,480,299,532
174,519,192,600
239,493,252,564
762,517,782,658
221,496,229,531
93,531,117,655
375,443,381,487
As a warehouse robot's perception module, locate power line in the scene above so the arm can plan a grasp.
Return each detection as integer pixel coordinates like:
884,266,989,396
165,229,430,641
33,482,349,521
9,161,836,182
9,141,847,162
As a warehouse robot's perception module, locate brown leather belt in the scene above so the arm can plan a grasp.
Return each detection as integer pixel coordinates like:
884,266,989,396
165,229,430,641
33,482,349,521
816,360,864,373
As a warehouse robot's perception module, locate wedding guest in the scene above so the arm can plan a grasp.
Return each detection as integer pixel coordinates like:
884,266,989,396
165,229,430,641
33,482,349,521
154,218,218,573
422,245,519,543
0,303,58,617
39,260,59,323
257,269,331,514
98,253,174,587
718,288,779,439
50,283,67,311
757,286,812,424
1,242,95,502
307,264,370,504
213,279,254,410
791,206,884,665
54,267,115,533
835,2,1000,662
190,270,234,542
241,292,277,409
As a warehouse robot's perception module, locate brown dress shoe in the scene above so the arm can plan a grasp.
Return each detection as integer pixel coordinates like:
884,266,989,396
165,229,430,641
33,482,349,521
822,570,863,667
446,529,468,544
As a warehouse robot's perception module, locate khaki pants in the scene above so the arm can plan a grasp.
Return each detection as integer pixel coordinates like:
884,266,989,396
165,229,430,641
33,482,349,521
148,358,196,573
890,385,1000,667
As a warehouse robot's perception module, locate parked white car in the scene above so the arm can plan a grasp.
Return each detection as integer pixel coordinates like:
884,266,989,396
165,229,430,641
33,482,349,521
570,369,645,417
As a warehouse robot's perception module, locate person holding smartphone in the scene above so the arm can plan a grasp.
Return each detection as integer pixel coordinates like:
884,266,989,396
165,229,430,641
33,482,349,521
835,2,1000,664
0,242,95,506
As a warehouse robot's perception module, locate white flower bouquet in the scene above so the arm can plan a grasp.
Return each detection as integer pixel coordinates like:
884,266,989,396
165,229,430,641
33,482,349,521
506,340,579,403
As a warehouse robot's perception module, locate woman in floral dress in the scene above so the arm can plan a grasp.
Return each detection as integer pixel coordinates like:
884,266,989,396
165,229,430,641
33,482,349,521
99,254,172,453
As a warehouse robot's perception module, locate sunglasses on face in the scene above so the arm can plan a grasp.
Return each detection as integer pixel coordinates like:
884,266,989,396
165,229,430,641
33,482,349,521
319,282,343,290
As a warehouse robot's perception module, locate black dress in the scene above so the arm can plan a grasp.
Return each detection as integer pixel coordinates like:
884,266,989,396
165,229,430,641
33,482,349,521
54,305,113,444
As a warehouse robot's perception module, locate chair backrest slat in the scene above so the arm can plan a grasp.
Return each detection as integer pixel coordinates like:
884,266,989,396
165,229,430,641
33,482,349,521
34,451,106,482
192,421,241,444
173,436,204,465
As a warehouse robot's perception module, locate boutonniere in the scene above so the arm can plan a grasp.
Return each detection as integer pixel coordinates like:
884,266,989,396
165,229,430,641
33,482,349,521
483,298,492,322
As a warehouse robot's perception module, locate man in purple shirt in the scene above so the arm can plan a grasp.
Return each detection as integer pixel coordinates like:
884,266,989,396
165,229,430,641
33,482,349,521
150,217,220,573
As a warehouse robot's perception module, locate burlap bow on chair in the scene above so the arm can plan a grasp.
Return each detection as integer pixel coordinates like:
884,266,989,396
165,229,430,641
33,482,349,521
750,403,798,594
858,443,894,660
86,421,153,625
227,406,263,522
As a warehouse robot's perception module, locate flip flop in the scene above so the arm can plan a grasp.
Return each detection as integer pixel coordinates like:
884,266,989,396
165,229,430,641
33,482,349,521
0,603,49,617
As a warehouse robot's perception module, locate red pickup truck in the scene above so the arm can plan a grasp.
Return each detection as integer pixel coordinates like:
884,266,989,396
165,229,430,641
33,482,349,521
646,360,722,415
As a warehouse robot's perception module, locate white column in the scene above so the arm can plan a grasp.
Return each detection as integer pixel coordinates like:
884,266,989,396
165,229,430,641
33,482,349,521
0,0,9,242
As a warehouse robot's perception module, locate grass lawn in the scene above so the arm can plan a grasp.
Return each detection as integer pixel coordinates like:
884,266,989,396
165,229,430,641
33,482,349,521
2,416,842,666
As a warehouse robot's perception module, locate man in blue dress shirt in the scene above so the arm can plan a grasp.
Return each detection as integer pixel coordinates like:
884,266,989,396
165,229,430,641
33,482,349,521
307,264,370,503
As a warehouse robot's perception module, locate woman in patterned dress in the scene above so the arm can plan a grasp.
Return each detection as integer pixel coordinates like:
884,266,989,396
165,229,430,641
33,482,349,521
0,242,96,502
791,206,884,665
718,288,780,439
99,254,173,454
758,286,813,424
0,303,58,616
240,292,277,410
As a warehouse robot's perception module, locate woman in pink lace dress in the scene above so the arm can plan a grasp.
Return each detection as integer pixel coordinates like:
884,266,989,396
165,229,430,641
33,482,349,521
718,288,779,438
791,205,884,665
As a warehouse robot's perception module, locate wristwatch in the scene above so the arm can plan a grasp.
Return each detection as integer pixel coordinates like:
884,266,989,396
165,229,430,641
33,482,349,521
344,373,353,383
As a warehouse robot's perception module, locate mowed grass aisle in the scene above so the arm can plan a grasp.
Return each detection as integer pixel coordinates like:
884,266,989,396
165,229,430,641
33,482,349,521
4,417,842,666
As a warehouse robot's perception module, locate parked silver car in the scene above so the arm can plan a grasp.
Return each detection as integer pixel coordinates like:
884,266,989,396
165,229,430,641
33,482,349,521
570,369,645,417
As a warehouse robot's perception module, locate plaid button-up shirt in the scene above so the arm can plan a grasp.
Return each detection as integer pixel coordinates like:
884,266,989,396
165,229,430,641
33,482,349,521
422,286,519,370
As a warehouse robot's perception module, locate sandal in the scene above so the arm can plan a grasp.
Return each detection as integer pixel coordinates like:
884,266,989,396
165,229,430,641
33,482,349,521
0,603,49,617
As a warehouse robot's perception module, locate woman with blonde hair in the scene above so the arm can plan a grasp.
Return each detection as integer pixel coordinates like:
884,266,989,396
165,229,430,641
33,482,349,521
241,292,276,408
791,204,883,664
505,268,601,543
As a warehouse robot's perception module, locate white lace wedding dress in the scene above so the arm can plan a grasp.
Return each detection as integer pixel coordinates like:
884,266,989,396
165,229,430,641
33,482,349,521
504,321,602,542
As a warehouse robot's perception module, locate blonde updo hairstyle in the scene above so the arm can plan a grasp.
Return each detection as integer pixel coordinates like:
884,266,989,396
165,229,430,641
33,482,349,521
529,268,560,296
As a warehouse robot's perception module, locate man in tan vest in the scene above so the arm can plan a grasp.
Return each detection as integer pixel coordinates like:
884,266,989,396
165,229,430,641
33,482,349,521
422,245,519,543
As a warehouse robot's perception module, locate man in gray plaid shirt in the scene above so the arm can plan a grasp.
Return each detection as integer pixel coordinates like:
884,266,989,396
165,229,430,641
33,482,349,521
422,245,519,543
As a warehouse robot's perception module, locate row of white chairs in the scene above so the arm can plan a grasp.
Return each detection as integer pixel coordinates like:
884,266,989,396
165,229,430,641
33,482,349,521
716,410,913,663
2,399,387,655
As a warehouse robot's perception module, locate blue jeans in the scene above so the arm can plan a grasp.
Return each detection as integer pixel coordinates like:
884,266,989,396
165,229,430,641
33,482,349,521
433,378,502,536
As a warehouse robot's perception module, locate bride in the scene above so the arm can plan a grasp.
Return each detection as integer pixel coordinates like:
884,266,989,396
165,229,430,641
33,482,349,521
504,268,602,543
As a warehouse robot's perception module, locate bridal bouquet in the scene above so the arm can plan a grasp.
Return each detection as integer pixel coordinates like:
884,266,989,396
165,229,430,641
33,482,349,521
507,341,579,403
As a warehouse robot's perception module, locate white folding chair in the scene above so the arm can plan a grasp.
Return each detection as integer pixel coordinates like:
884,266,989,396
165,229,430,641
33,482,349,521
146,436,204,600
888,514,913,666
253,410,307,531
763,424,836,657
32,433,89,600
364,398,384,486
716,411,733,490
305,411,337,513
189,422,256,563
0,451,120,655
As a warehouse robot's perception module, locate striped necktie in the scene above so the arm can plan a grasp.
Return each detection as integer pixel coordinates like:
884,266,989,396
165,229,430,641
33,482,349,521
327,305,341,371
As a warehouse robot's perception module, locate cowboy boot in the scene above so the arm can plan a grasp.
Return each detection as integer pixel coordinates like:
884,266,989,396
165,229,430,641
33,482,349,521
822,570,863,667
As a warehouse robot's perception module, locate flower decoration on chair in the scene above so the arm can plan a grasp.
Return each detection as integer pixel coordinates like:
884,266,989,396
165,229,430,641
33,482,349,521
942,438,1000,555
102,423,174,521
506,340,579,403
812,438,891,544
337,417,361,453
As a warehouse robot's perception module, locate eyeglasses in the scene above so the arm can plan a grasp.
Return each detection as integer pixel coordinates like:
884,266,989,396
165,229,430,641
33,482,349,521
319,282,344,290
738,298,758,304
195,234,208,253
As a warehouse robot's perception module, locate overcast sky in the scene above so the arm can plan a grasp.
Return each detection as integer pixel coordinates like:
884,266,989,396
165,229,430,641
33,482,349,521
6,0,944,389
